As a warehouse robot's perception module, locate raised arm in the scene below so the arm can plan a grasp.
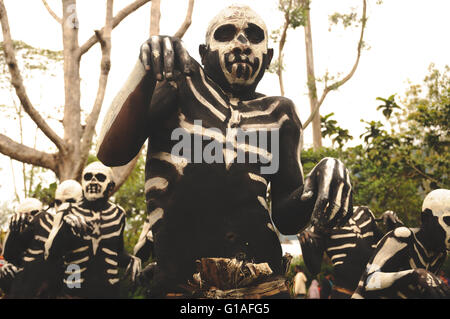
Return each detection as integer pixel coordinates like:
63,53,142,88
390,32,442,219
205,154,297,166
2,213,34,265
97,36,193,166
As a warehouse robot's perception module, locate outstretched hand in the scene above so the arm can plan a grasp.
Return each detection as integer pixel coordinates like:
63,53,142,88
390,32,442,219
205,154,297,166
0,262,21,280
301,158,353,232
8,213,33,233
140,36,192,81
125,255,142,283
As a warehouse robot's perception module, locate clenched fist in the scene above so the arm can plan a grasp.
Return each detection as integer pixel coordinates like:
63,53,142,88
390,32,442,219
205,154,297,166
301,158,353,232
140,36,192,81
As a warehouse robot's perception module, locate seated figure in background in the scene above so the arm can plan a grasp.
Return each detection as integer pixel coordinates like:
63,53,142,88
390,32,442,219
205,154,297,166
299,207,403,298
352,189,450,299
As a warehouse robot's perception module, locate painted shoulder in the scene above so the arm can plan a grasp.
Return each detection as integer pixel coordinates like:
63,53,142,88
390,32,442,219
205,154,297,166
353,206,376,220
258,95,302,129
392,226,413,241
110,202,126,215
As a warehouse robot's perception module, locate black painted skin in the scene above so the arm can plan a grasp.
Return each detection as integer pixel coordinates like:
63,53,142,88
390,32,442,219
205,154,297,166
97,36,351,296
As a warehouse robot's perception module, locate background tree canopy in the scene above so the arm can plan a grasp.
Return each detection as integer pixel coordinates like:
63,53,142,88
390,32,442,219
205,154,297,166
316,63,449,227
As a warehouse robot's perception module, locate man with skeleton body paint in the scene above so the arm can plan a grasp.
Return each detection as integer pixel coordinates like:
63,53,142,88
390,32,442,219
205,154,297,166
0,181,83,298
299,207,404,298
352,189,450,299
97,5,353,297
45,162,140,298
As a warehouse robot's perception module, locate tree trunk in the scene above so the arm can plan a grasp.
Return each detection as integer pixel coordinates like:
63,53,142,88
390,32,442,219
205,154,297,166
302,0,322,149
60,0,82,180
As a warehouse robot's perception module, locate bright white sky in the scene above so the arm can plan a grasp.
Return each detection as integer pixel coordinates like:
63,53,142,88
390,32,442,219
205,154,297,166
0,0,449,206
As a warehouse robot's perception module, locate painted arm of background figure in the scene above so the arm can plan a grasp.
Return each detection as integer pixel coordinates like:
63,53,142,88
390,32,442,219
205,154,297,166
297,228,326,276
116,218,141,283
97,36,192,166
270,103,353,235
44,206,92,261
352,228,450,299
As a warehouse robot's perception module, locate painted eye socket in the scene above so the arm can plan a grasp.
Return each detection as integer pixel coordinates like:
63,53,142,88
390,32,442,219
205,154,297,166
214,24,237,42
55,200,62,206
95,173,107,182
244,23,265,44
83,173,107,182
65,198,76,203
443,216,450,226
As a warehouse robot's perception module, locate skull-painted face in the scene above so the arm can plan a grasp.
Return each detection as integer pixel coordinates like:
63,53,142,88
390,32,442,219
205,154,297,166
17,198,43,216
81,162,114,202
422,189,450,251
55,180,83,211
201,5,272,96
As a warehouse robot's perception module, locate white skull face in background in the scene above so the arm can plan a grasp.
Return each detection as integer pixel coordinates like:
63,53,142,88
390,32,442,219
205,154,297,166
81,162,114,202
205,5,268,86
422,189,450,251
17,198,43,216
55,179,83,211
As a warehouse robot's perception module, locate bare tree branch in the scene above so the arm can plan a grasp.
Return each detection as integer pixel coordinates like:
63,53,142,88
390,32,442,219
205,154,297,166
78,0,151,58
174,0,194,39
303,0,367,129
0,133,57,172
149,0,160,36
0,0,67,153
41,0,62,24
78,0,113,175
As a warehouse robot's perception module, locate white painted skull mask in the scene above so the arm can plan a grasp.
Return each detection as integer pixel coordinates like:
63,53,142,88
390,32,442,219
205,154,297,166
422,189,450,251
17,198,43,216
201,5,272,95
54,179,83,211
81,162,115,202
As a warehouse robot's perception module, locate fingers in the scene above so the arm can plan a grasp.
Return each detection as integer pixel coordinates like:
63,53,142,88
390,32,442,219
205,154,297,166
140,42,151,71
173,39,192,75
1,263,20,279
9,213,31,232
162,37,175,80
149,36,163,81
305,158,353,230
140,36,192,80
64,214,92,236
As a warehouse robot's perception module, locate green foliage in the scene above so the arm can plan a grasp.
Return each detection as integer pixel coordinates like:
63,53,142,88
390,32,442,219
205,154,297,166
321,112,353,148
376,94,400,119
29,182,57,208
329,10,358,29
0,40,63,86
278,0,307,29
305,64,449,227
